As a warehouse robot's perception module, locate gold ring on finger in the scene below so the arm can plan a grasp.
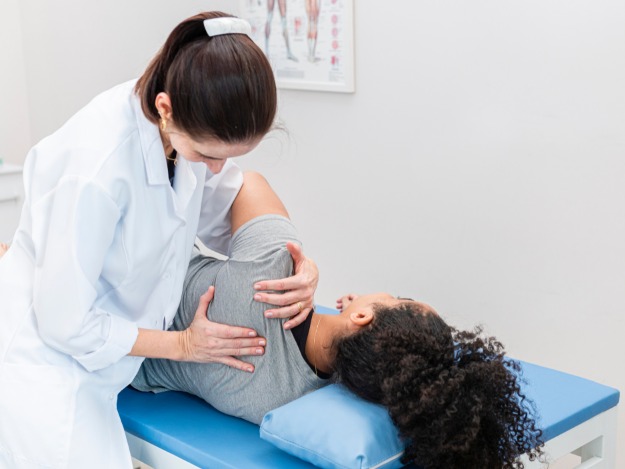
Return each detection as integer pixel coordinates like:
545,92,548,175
297,301,303,313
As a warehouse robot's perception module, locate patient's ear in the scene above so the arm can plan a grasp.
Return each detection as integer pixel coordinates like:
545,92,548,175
349,310,374,329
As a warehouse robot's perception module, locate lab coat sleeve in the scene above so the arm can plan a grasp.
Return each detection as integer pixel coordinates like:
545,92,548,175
196,161,244,255
32,177,138,372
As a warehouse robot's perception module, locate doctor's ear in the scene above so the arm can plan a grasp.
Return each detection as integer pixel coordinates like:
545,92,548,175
349,310,374,328
154,92,173,121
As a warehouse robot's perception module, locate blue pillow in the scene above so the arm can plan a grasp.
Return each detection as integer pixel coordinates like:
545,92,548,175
260,384,405,469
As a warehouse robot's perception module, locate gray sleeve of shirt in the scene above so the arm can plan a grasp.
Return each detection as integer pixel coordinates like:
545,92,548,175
132,214,327,424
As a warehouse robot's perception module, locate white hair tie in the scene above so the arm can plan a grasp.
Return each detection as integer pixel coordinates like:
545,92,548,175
203,17,252,38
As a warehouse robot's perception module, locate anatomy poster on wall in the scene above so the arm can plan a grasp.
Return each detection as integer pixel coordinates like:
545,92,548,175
238,0,355,93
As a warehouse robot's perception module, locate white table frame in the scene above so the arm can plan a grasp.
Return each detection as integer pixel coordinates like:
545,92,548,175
521,407,618,469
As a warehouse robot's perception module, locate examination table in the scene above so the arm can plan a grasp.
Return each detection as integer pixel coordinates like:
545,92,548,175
118,307,620,469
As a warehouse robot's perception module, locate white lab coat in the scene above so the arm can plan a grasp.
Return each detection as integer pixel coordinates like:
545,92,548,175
0,81,243,468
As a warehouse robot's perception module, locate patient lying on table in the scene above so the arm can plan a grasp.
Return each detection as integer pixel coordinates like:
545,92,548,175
132,172,543,468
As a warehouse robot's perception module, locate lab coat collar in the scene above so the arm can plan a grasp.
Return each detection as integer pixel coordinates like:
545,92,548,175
131,93,170,186
171,157,202,214
130,90,202,215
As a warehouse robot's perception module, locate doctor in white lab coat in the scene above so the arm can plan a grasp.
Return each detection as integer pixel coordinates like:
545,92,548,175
0,12,318,468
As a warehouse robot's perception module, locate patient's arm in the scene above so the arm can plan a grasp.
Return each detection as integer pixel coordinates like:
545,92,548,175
231,172,319,330
230,172,289,233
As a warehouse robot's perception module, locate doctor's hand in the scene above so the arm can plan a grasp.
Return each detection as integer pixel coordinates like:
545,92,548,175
253,242,319,330
178,286,265,373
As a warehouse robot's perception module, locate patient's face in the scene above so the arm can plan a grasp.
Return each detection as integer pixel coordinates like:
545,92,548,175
342,293,437,317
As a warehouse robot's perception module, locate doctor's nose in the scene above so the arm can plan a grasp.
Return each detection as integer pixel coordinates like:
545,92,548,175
206,159,226,174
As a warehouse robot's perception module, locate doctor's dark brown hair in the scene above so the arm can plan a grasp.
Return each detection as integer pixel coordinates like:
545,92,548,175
332,304,544,469
135,11,276,143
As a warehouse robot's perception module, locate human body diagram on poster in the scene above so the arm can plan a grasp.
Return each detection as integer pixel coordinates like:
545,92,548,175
241,0,354,92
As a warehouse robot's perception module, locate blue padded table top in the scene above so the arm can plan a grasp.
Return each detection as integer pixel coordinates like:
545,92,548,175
518,361,619,441
118,298,619,469
118,361,619,469
119,387,316,469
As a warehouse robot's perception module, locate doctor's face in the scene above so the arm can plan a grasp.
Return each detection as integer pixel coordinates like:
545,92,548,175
168,129,260,175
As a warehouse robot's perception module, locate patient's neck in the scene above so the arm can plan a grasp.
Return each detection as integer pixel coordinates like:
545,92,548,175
305,313,342,375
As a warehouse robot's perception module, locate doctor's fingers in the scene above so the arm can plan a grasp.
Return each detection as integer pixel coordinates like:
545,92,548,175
187,336,265,365
203,318,263,340
253,276,315,298
216,356,256,373
193,286,216,320
254,288,312,309
257,293,314,321
254,249,319,295
198,336,266,356
259,301,313,330
282,305,313,330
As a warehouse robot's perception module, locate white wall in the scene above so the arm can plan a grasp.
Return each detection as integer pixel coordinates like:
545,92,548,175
237,1,625,464
10,0,625,465
17,0,234,145
0,0,31,163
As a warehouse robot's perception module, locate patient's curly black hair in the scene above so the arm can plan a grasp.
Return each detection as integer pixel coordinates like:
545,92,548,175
332,303,544,469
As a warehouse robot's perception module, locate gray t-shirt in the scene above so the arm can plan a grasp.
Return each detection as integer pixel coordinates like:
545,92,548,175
132,215,328,424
